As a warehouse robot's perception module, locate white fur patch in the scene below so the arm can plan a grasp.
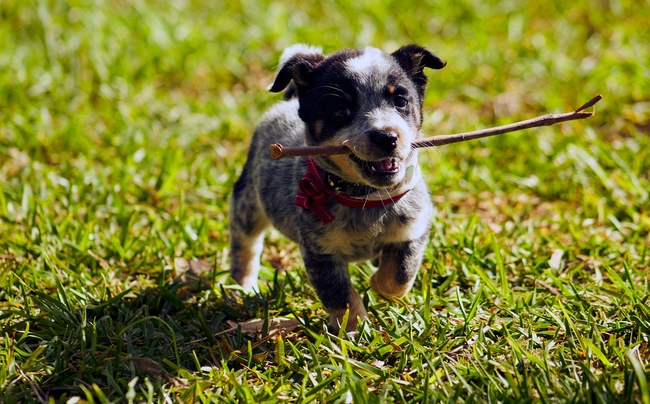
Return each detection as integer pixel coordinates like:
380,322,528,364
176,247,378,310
278,44,323,67
367,109,411,136
345,47,389,75
381,193,433,243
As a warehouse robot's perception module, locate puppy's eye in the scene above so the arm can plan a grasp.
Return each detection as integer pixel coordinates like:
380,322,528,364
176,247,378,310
394,96,408,108
332,105,351,120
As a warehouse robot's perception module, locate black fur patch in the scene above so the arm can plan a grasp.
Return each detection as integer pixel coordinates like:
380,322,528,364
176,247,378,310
394,232,429,285
232,164,250,195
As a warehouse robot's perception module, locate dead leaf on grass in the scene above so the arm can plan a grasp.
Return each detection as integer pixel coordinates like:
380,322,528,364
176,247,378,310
126,357,167,377
189,259,213,275
220,336,271,364
370,359,386,369
185,317,302,349
224,317,300,337
548,249,564,271
174,257,213,274
126,357,188,387
173,257,213,282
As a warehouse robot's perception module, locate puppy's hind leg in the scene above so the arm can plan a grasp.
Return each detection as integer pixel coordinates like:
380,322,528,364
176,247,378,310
229,166,270,293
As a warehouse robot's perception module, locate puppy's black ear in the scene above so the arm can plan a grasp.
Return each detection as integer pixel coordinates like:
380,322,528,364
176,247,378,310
269,45,325,93
392,44,446,74
391,45,446,98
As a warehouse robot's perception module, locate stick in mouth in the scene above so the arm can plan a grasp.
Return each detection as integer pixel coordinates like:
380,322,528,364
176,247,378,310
269,95,602,160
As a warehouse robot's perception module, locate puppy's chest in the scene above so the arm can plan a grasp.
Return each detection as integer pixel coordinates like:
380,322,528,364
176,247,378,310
313,207,429,259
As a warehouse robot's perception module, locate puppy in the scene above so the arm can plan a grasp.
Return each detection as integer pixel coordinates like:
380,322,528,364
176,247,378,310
229,44,446,332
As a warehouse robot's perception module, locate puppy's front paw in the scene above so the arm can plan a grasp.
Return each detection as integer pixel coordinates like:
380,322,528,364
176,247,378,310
327,287,368,334
370,272,411,300
236,276,259,294
328,304,368,335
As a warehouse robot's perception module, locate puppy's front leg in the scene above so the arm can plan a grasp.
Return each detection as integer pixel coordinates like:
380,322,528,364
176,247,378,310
300,245,368,333
371,233,429,299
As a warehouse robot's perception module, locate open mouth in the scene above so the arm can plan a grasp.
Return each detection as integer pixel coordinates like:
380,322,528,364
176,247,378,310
370,158,399,173
350,155,400,175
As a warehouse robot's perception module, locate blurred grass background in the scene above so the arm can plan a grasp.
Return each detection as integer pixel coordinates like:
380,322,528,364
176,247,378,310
1,0,649,402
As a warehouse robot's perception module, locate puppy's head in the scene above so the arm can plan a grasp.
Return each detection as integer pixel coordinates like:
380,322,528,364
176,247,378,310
270,44,446,188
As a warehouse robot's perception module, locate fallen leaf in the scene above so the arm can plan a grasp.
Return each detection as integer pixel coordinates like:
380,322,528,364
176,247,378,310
173,257,190,274
549,249,564,271
220,339,234,355
189,259,213,275
173,257,213,285
224,317,300,337
370,359,385,369
126,357,167,377
126,357,187,387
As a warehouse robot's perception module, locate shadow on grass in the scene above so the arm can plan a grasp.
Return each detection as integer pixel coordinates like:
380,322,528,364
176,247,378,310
1,268,322,401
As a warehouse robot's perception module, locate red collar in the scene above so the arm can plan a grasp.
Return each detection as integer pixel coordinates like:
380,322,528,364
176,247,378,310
294,156,414,225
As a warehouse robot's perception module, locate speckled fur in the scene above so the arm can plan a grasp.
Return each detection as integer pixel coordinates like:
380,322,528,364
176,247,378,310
229,44,446,333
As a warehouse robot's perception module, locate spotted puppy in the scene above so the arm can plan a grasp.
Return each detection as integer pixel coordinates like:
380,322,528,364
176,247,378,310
229,44,446,332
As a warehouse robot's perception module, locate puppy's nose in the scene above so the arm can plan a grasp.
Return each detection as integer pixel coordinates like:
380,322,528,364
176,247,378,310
369,130,398,152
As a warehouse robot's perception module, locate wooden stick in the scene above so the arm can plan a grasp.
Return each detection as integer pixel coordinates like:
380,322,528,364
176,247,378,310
269,95,602,160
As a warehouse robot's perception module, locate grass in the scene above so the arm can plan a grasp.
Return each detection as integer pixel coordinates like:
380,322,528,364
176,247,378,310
0,0,649,402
